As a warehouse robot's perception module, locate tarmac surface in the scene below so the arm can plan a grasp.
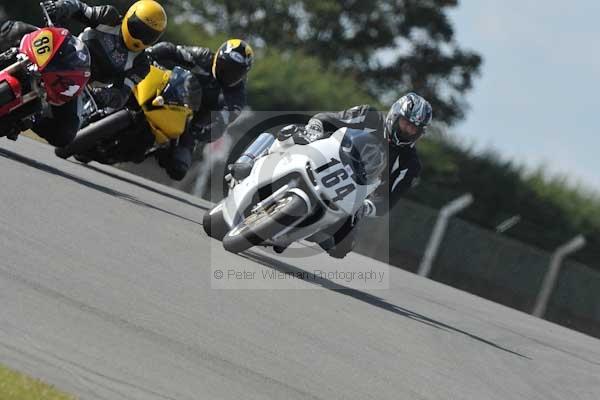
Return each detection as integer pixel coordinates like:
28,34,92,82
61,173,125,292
0,138,598,399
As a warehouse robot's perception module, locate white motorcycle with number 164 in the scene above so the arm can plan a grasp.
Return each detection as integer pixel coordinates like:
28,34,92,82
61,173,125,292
203,125,387,255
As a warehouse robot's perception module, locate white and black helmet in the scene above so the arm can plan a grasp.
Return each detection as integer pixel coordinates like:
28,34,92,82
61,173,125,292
384,92,433,146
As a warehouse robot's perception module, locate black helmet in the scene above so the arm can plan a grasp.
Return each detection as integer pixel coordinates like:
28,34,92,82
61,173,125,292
384,92,433,146
212,39,254,87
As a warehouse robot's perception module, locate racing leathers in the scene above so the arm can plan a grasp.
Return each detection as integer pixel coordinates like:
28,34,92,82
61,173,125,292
305,105,421,257
0,2,151,146
146,42,246,180
45,0,151,111
0,20,80,146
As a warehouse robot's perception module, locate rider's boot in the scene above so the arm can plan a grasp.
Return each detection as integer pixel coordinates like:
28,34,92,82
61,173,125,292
318,217,357,259
74,154,92,164
319,237,355,259
273,244,289,254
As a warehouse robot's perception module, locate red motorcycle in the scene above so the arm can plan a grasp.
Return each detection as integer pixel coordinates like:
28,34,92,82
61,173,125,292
0,5,91,139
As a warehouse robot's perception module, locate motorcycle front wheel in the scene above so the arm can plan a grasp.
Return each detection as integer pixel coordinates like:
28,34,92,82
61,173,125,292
222,192,308,254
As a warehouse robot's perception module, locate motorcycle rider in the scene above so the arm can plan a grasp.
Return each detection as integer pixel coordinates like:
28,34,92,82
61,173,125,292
43,0,166,151
42,0,166,109
1,0,166,146
145,39,254,180
0,20,85,146
230,93,432,258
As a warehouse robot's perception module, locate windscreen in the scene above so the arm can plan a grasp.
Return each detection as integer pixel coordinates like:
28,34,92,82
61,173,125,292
162,66,197,108
45,35,91,73
339,128,387,185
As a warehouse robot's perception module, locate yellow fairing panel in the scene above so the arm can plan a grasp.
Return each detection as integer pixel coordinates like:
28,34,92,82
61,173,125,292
145,106,193,144
133,65,170,106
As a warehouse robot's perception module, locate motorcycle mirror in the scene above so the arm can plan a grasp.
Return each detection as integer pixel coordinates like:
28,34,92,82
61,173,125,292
152,96,165,107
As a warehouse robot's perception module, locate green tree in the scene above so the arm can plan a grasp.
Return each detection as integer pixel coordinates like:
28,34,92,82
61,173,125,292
169,0,482,124
160,18,379,110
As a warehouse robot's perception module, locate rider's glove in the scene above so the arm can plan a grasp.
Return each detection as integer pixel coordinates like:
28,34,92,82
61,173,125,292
41,0,78,23
41,1,60,21
304,118,325,142
292,119,324,145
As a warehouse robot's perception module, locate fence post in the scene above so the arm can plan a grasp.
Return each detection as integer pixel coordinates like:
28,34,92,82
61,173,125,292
496,215,521,233
418,194,473,277
532,235,586,318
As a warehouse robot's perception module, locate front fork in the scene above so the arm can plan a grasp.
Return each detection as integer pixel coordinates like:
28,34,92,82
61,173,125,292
226,132,276,187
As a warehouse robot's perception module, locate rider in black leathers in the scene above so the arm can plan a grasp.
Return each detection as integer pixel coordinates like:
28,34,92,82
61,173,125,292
304,93,432,257
146,39,253,180
1,0,166,146
42,0,167,110
308,105,422,213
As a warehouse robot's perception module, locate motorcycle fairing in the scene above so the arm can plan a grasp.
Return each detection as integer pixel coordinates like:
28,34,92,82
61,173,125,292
133,65,193,144
222,128,381,243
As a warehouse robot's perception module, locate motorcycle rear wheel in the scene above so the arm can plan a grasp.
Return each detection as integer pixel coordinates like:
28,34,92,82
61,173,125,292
55,109,133,159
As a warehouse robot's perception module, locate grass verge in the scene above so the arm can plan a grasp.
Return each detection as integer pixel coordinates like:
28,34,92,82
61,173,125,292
0,364,76,400
20,131,48,144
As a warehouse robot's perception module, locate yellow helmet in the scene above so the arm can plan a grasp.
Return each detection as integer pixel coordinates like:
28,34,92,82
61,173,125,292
121,0,167,52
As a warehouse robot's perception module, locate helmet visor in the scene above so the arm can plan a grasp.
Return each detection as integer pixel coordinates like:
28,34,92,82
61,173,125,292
391,116,425,145
127,12,163,46
214,57,247,87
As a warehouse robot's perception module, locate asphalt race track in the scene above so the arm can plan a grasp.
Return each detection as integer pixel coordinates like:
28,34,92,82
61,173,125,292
0,138,598,400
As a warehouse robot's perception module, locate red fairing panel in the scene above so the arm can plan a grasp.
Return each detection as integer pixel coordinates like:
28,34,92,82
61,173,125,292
0,72,23,117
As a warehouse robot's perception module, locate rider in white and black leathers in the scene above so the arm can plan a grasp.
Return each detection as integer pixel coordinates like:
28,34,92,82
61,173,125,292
297,93,433,257
307,99,431,211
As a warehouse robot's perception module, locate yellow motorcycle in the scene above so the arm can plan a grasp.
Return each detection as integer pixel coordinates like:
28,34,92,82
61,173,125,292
55,65,194,164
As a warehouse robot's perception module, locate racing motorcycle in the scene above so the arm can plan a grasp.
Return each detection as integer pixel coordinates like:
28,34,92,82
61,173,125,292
203,125,386,255
54,65,194,164
0,5,91,139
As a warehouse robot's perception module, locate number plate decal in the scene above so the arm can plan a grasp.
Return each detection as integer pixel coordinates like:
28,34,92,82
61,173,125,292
316,158,357,203
32,30,54,68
